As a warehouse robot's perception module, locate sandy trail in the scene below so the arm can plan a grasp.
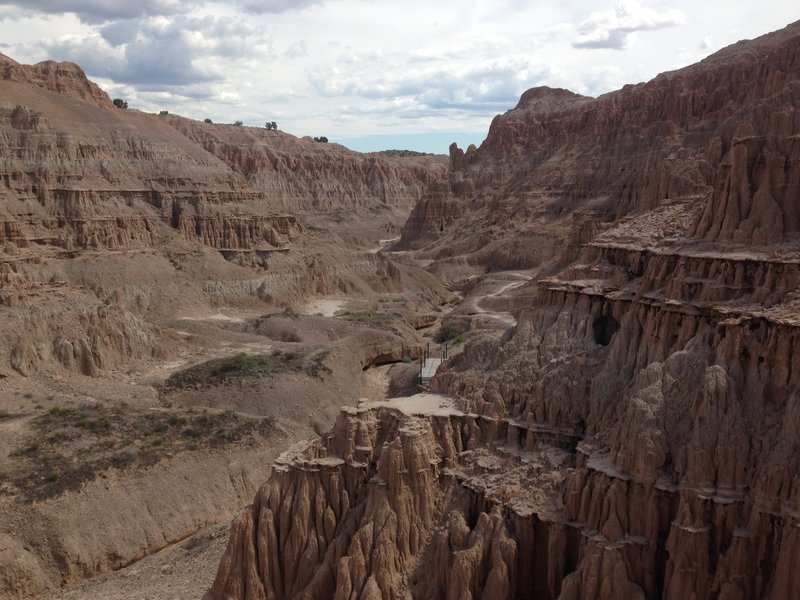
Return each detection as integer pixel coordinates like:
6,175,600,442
464,272,532,327
361,393,462,417
299,298,347,317
366,236,400,254
177,311,246,323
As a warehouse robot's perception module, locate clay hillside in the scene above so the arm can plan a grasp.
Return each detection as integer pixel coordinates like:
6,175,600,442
0,51,456,599
209,19,800,600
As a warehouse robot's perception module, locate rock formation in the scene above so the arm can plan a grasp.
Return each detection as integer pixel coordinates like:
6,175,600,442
211,20,800,600
0,54,447,378
0,50,450,599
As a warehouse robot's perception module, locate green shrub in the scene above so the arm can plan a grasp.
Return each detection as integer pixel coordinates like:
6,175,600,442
340,310,394,325
435,324,461,343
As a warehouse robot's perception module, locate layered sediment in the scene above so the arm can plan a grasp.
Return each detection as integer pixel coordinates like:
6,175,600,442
211,21,800,600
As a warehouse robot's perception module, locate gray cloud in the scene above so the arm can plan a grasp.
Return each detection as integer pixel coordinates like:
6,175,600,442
0,0,324,22
0,0,192,23
235,0,326,13
573,0,685,50
44,15,271,87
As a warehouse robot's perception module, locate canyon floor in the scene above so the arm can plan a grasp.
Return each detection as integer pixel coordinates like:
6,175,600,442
20,252,520,600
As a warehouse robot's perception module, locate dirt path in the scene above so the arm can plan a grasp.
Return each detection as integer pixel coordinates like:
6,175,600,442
366,237,400,254
463,272,532,327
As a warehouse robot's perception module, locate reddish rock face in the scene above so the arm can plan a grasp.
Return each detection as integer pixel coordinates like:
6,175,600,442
211,21,800,600
401,21,800,253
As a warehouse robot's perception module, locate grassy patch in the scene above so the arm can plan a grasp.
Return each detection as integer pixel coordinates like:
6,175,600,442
5,404,277,502
339,309,394,325
0,409,12,420
305,350,331,378
164,349,333,391
163,351,304,391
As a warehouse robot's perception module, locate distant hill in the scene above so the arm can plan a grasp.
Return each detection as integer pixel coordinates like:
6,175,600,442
375,149,436,157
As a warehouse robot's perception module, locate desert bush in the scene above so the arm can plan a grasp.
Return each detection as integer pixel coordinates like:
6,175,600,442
435,324,461,343
340,309,394,325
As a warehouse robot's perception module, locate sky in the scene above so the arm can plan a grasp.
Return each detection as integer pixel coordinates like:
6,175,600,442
0,1,796,153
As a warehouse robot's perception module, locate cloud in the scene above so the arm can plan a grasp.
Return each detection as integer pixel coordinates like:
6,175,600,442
0,0,193,23
573,0,686,50
42,33,124,78
310,49,551,118
42,14,272,87
234,0,327,14
0,0,324,22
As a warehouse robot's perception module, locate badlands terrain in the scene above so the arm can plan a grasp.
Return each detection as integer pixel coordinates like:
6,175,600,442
2,17,800,600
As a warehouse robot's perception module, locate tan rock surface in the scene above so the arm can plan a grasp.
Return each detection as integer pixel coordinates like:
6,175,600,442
211,20,800,600
0,50,450,600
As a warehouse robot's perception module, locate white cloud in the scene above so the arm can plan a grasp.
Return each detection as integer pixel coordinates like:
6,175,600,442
43,14,272,86
0,0,798,151
573,0,686,50
310,53,550,115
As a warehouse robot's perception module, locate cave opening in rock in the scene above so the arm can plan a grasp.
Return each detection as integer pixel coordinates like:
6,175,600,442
593,315,619,346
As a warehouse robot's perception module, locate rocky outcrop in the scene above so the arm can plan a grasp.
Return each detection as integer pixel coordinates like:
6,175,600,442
397,181,464,249
0,53,112,108
212,20,800,600
166,116,447,213
0,53,447,378
209,397,576,600
401,21,800,254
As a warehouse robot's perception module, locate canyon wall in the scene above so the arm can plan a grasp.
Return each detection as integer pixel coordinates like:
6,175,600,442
0,55,447,378
212,20,800,599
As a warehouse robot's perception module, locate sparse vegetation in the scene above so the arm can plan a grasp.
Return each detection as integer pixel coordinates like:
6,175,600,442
233,120,243,126
6,403,277,501
161,348,332,390
159,110,169,116
377,149,434,157
339,309,395,325
306,350,332,378
0,409,12,419
313,136,329,143
265,121,278,130
435,324,461,343
112,98,128,109
163,351,304,391
204,118,213,124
